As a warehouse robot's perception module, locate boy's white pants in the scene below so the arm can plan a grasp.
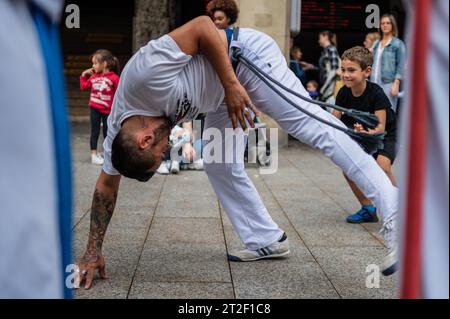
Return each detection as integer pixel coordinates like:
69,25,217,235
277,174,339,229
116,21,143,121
204,28,398,250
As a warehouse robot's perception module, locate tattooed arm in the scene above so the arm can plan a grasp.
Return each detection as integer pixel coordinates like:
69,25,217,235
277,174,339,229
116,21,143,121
78,171,121,289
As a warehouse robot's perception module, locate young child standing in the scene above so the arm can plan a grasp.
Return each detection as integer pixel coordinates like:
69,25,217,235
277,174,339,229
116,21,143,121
333,46,397,223
80,49,120,165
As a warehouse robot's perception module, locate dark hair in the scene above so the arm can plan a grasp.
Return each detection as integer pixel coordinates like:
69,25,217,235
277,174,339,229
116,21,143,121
206,0,239,26
380,14,399,38
290,46,301,56
111,118,171,182
341,46,373,70
319,30,338,48
111,130,155,182
91,49,121,74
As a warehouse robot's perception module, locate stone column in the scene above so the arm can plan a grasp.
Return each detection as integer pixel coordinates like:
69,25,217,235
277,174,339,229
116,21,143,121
235,0,291,147
133,0,177,52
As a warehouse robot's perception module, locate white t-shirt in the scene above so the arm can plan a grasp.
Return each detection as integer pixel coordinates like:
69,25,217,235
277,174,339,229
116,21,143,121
103,34,225,175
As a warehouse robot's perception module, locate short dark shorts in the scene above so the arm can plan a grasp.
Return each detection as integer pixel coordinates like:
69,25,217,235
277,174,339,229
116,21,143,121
373,133,397,164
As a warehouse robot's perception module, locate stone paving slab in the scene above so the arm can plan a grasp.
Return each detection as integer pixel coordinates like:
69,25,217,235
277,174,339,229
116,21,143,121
134,244,231,283
311,246,398,299
128,282,235,299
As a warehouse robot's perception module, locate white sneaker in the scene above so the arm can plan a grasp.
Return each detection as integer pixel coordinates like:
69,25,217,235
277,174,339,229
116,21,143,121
227,233,290,262
187,159,204,170
170,160,180,174
156,161,169,175
91,154,104,165
380,219,398,276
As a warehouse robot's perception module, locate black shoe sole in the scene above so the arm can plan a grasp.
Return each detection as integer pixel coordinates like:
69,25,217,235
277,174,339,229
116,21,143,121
227,250,291,262
382,262,398,276
346,219,379,224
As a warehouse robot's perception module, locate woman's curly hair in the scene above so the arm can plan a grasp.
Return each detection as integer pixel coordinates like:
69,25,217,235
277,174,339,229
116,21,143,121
206,0,240,26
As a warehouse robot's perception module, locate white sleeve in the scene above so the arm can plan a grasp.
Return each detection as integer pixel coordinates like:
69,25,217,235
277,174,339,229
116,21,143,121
139,35,192,95
102,130,120,176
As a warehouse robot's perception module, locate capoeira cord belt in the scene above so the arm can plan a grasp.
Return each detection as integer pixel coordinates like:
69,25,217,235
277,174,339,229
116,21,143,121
233,49,385,155
227,30,385,155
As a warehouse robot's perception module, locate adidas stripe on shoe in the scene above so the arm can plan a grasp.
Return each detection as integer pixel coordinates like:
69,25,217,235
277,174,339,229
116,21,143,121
227,233,290,262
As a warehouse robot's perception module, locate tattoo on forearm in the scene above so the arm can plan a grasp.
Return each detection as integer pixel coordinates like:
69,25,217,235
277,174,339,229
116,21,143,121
84,189,117,258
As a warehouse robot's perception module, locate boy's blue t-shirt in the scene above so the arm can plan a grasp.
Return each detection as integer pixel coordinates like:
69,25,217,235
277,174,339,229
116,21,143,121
335,81,397,137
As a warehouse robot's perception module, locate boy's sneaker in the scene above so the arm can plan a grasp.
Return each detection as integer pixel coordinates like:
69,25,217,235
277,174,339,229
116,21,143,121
380,218,398,276
227,233,290,262
91,154,104,165
170,160,180,174
346,205,379,223
157,161,169,175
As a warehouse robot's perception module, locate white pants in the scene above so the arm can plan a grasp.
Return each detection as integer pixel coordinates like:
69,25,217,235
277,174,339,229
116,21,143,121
204,105,284,250
204,29,398,250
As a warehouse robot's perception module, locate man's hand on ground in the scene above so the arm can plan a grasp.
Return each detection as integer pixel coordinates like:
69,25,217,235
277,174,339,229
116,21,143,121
77,252,108,290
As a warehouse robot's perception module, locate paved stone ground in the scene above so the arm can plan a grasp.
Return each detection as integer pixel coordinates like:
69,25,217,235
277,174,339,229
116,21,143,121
71,121,398,299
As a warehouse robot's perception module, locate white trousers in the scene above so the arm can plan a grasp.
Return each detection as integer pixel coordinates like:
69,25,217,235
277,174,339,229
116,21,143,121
204,29,398,250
